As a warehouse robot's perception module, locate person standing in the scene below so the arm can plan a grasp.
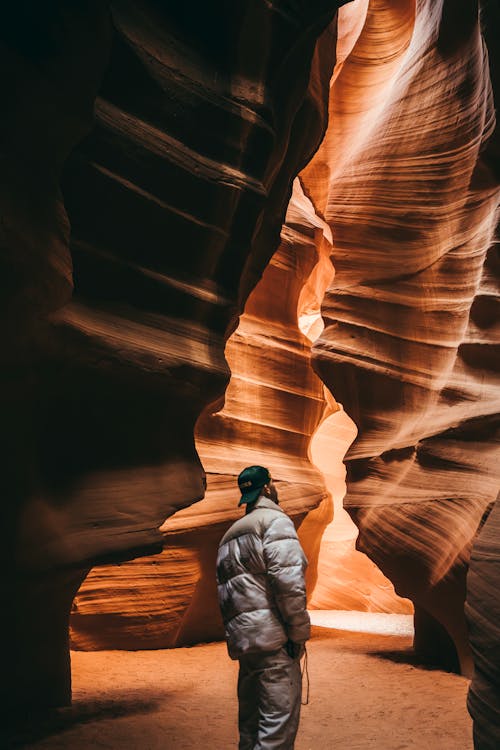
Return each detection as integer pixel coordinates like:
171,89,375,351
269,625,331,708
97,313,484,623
216,465,310,749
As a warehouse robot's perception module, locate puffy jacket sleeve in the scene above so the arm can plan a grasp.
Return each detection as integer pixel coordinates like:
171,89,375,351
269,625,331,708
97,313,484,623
262,513,311,643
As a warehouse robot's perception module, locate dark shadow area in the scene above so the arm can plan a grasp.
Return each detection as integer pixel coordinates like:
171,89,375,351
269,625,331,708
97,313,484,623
2,691,169,749
367,648,457,673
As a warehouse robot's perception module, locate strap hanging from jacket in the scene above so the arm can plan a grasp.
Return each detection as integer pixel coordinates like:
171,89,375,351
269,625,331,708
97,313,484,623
301,645,310,705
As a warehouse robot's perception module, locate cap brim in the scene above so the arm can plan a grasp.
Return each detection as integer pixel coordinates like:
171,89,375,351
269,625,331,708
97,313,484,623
238,486,262,505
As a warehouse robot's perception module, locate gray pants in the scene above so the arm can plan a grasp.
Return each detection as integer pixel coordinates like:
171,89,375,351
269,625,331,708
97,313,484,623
237,646,302,750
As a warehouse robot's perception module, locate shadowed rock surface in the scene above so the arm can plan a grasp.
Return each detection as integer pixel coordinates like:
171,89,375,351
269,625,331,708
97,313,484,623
1,0,348,707
466,494,500,750
70,179,334,648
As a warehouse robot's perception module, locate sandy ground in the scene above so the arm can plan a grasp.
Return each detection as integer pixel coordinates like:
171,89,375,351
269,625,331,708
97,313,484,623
7,621,472,750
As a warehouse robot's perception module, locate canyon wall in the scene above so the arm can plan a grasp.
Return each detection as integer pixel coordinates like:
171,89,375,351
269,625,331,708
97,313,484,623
2,4,498,744
71,180,335,648
71,172,410,650
302,0,500,676
1,0,348,708
466,493,500,750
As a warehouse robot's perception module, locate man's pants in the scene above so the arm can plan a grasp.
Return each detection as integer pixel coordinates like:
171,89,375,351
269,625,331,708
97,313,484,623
237,646,302,750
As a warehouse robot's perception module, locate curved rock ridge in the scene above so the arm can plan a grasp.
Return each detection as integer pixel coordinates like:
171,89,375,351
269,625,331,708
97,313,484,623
301,0,500,674
294,206,412,614
71,173,412,650
3,1,349,706
5,3,498,729
49,2,343,570
306,407,413,614
71,178,335,649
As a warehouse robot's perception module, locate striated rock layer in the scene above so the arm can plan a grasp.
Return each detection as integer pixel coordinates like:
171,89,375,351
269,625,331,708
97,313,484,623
465,2,500,745
302,0,500,675
2,1,349,707
71,179,335,648
71,175,410,649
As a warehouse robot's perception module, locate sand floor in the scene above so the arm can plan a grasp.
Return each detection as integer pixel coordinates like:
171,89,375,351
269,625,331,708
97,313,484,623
7,622,472,749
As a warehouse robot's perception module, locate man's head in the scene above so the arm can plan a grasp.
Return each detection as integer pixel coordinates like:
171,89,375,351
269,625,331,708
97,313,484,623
237,465,278,507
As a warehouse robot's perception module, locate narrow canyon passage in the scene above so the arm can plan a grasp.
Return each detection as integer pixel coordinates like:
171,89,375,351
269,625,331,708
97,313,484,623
10,618,472,750
2,2,498,749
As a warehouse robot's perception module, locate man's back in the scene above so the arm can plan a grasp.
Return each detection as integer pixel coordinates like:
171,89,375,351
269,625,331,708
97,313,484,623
216,495,310,660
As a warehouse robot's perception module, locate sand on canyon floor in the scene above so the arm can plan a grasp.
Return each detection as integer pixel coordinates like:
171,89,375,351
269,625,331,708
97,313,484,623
8,614,472,750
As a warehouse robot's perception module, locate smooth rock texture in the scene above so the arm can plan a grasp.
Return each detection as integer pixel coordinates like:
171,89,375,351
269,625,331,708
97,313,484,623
71,179,334,648
302,0,500,675
70,172,410,649
305,403,412,614
466,494,500,750
2,1,349,706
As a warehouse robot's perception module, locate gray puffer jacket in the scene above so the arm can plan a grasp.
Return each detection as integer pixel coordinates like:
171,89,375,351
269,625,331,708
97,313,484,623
216,496,311,659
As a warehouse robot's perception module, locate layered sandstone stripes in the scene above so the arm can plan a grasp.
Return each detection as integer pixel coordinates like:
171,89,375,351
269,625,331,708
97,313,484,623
2,4,499,737
71,179,335,648
302,0,500,674
2,1,349,706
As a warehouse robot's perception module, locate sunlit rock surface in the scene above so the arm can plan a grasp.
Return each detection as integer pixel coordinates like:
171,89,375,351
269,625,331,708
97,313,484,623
306,404,412,614
71,171,409,649
2,1,348,706
302,0,500,675
71,179,335,648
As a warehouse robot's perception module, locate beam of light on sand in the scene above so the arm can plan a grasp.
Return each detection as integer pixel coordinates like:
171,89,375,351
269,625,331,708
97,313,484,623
309,610,415,637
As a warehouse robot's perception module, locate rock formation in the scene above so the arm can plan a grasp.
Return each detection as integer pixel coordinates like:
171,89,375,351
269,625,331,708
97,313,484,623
2,0,349,708
465,2,500,745
302,0,500,675
307,408,412,613
466,493,500,750
71,179,333,648
1,1,112,711
71,173,410,649
2,6,499,746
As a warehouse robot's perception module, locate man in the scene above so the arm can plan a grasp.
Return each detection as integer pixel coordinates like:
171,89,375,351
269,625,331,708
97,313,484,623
216,465,310,749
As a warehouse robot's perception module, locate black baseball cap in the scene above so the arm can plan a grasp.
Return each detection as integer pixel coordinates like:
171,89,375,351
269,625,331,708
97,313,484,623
237,465,271,506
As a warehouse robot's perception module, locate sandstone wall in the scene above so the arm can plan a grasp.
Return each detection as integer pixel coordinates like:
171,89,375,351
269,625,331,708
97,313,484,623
302,0,500,674
2,4,498,738
1,1,349,707
71,179,334,648
466,493,500,750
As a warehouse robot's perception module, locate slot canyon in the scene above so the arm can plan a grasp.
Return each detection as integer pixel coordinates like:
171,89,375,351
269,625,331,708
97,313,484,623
2,1,499,749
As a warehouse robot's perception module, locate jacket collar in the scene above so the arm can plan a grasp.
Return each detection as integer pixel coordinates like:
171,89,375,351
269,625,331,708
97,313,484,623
251,495,284,513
